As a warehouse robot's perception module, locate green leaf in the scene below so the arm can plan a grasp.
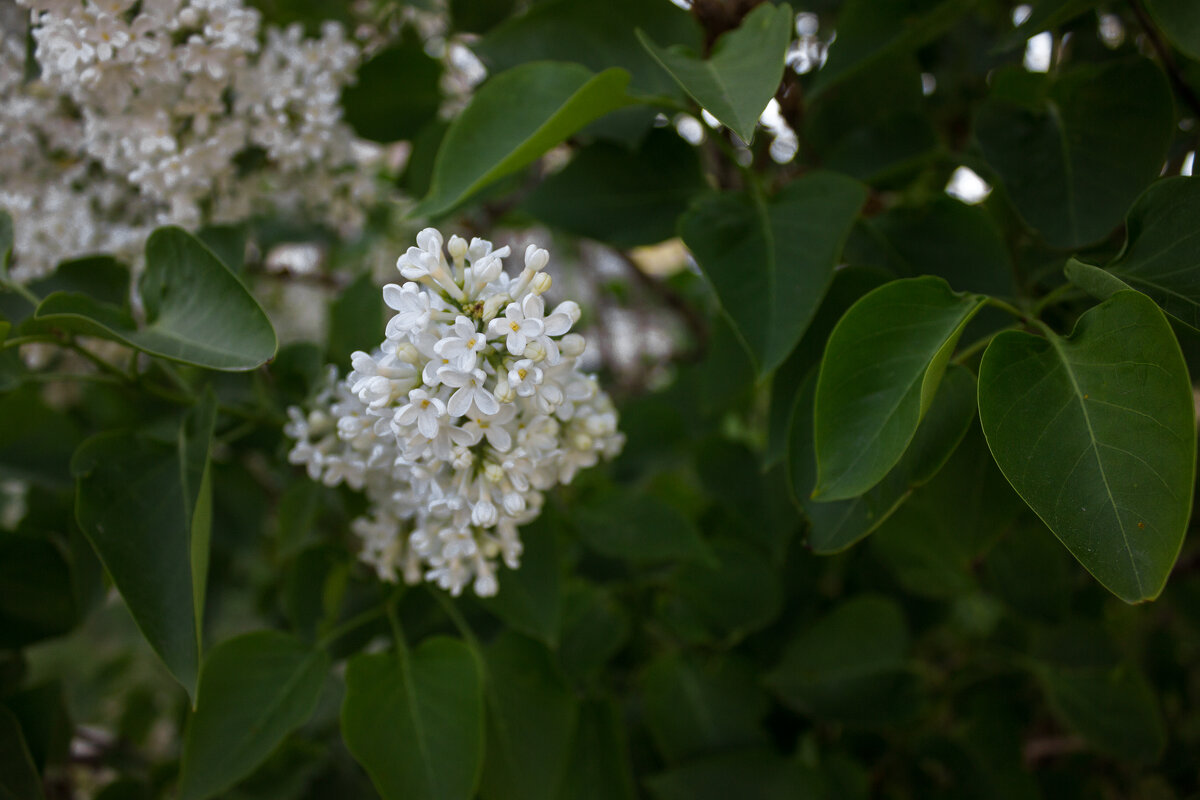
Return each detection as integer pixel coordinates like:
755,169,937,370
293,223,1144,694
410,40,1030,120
792,364,978,552
997,0,1101,51
0,386,83,487
3,682,70,773
665,538,783,640
341,636,484,800
479,632,578,800
977,291,1195,603
477,0,701,99
813,276,986,501
341,31,443,143
0,534,80,649
555,698,635,800
646,749,828,800
804,56,939,186
846,195,1017,297
0,705,44,800
681,173,868,376
35,228,277,371
765,595,921,725
72,391,217,698
450,0,516,34
326,272,384,367
1065,177,1200,332
809,0,971,99
974,59,1174,248
0,210,12,280
1144,0,1200,60
557,581,630,680
637,2,793,143
478,513,562,647
412,63,633,217
766,268,890,467
179,631,330,800
521,129,706,248
641,652,769,763
982,514,1074,622
1037,662,1166,761
576,490,713,565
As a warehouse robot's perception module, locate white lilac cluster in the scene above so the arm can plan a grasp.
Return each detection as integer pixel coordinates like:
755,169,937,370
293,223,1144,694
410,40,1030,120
2,0,380,281
285,230,624,597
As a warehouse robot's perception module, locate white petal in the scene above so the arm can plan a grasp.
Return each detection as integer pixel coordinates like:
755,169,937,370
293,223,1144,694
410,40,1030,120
447,387,471,417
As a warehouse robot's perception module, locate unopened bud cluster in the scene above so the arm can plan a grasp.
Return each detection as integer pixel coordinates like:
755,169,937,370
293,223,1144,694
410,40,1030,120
286,229,623,596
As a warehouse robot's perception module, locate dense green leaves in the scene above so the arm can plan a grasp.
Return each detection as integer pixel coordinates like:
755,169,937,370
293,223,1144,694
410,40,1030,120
411,63,633,217
766,595,920,724
341,637,484,800
978,291,1195,602
576,490,713,565
1065,177,1200,331
792,364,977,553
637,2,793,143
975,60,1174,248
477,514,562,646
0,535,80,649
1037,663,1166,761
521,129,706,248
810,0,970,98
682,172,867,376
341,32,442,142
813,276,985,501
72,392,217,698
179,631,329,800
34,228,277,370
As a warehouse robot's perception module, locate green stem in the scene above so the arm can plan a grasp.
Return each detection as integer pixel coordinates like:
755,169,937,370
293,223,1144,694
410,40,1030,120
385,588,410,659
21,371,124,386
64,341,134,382
985,296,1028,321
1031,284,1083,317
1,280,41,308
429,586,482,652
1,334,58,350
317,604,388,651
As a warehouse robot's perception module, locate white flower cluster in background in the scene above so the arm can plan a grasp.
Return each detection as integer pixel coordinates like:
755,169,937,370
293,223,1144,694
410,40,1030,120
2,0,381,281
285,229,623,597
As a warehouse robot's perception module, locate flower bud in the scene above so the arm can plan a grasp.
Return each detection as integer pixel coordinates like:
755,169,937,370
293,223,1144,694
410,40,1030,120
523,340,547,362
560,333,586,358
524,245,549,271
481,293,509,321
493,374,515,403
447,234,468,261
530,272,552,294
484,462,506,483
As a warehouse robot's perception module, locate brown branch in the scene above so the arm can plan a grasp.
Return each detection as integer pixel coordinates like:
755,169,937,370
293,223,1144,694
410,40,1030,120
1129,0,1200,120
615,249,709,366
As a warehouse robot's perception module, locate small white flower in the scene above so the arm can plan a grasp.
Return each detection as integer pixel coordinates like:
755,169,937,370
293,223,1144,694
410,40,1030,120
507,358,543,398
383,282,432,336
434,316,488,372
394,388,446,440
441,367,500,418
488,293,545,356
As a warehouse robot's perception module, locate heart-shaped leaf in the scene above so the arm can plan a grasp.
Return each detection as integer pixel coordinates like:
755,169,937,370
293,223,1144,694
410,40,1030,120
1144,0,1200,60
1065,177,1200,331
0,705,44,800
179,631,330,800
813,276,986,501
411,63,633,217
681,172,867,376
975,59,1174,248
72,391,217,698
977,290,1195,602
35,227,276,371
342,636,484,800
637,2,793,143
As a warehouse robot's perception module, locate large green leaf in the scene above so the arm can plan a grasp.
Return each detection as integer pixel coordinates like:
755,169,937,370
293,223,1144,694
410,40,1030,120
554,698,635,800
637,2,793,143
997,0,1101,50
326,272,384,367
341,637,484,800
664,538,784,640
1145,0,1200,60
977,291,1195,602
340,30,443,143
1065,177,1200,331
557,581,630,681
809,0,971,99
792,364,978,553
765,595,921,725
521,129,706,248
681,173,867,376
479,632,578,800
72,392,217,698
0,386,82,487
0,210,11,280
0,705,44,800
34,228,276,370
974,59,1174,248
812,276,986,501
1037,663,1166,761
179,631,329,800
646,749,829,800
476,0,701,98
411,63,633,217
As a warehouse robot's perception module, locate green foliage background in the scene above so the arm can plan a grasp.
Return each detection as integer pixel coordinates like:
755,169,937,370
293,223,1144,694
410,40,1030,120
3,0,1200,798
